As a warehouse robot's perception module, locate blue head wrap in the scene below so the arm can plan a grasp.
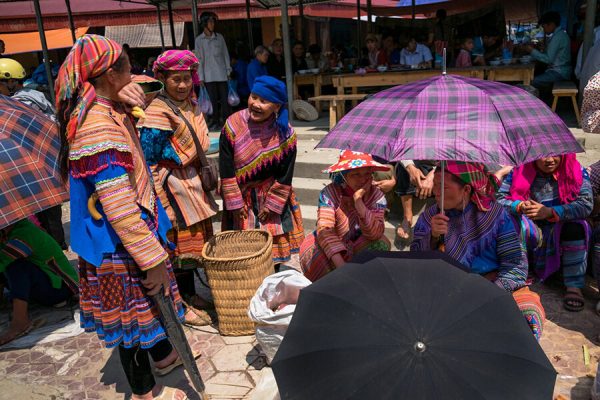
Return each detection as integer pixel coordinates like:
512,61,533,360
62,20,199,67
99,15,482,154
251,75,290,139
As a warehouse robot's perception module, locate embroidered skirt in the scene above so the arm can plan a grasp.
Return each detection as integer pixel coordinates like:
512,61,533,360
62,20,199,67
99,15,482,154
78,249,184,349
167,219,214,269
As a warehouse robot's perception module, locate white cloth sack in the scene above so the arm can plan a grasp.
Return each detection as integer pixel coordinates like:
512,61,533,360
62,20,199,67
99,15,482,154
248,270,311,363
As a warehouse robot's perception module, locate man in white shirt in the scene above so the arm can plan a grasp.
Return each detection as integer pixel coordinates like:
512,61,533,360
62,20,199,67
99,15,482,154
194,11,232,130
399,38,433,68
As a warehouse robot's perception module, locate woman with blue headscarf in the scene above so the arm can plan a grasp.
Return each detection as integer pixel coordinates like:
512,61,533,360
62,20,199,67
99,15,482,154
219,75,305,268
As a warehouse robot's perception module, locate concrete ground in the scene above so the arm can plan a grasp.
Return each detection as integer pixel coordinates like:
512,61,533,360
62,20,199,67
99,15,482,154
1,109,600,399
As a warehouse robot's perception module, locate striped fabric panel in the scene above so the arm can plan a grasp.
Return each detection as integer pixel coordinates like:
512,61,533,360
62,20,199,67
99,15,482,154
495,222,528,292
265,181,292,215
96,174,167,270
317,206,348,259
221,177,244,210
2,238,33,260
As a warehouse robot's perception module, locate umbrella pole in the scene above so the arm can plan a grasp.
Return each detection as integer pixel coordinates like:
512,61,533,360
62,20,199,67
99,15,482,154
442,47,447,76
439,160,446,252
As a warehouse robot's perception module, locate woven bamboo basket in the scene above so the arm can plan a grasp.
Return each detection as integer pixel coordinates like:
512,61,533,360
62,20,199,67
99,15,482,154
201,229,273,336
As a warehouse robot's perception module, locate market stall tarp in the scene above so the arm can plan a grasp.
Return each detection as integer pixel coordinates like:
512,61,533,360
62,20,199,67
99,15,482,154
105,23,184,48
0,27,88,55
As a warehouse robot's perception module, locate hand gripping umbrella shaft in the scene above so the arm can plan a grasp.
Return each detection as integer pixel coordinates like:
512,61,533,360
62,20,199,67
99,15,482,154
152,289,206,396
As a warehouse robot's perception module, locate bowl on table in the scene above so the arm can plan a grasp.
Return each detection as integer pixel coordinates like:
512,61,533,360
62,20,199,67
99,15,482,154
297,69,309,75
501,59,512,65
376,65,388,72
308,68,320,74
489,60,501,66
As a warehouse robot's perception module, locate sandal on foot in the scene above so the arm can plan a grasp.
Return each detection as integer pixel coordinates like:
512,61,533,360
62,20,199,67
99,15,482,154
154,386,188,400
563,291,585,312
396,219,412,241
153,349,201,377
183,306,212,327
0,317,46,346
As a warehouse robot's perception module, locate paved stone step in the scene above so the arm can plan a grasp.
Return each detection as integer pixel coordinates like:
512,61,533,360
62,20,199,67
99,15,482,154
292,177,330,205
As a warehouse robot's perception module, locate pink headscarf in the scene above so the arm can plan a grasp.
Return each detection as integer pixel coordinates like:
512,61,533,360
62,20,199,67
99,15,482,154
152,50,201,85
508,154,583,204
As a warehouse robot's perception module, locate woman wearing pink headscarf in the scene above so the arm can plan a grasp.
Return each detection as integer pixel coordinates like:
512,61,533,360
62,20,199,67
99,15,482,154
497,155,593,312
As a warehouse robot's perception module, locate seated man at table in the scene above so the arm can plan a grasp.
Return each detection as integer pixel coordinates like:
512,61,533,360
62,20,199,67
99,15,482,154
400,37,433,69
523,11,571,98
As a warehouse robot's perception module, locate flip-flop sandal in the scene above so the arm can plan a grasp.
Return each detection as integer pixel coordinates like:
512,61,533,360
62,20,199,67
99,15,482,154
563,291,585,312
0,317,46,346
153,349,201,377
154,386,189,400
396,219,412,241
183,306,212,327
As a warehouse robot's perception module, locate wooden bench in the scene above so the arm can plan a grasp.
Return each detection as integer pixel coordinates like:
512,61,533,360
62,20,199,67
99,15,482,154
308,94,368,130
552,81,581,127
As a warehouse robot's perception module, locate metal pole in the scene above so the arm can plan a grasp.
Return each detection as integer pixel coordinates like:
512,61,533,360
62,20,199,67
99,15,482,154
583,0,597,62
33,0,55,106
65,0,76,43
281,0,294,120
356,0,361,57
167,0,176,48
191,0,199,41
366,0,372,33
299,0,307,45
156,5,165,52
246,0,254,51
412,0,416,20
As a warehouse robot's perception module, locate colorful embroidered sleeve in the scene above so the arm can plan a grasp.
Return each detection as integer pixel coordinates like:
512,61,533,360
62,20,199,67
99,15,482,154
265,145,296,215
495,171,522,215
139,127,182,166
316,189,347,259
219,131,244,210
91,164,168,271
0,238,33,272
357,193,386,241
494,211,528,292
551,169,593,221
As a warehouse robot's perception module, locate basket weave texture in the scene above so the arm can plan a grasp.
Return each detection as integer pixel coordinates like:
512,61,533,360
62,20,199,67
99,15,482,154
201,230,274,336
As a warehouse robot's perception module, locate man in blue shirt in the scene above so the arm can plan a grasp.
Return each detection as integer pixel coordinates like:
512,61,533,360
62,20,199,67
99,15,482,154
524,11,572,96
247,45,269,90
400,37,433,68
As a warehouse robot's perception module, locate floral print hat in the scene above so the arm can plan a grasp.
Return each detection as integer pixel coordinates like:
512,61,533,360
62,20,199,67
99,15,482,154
323,150,389,173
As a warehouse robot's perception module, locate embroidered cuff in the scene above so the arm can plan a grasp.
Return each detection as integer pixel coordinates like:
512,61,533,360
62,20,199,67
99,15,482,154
221,177,244,210
512,201,523,215
265,181,291,215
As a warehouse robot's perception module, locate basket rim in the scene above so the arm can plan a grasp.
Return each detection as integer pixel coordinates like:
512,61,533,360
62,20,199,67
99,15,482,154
201,229,273,262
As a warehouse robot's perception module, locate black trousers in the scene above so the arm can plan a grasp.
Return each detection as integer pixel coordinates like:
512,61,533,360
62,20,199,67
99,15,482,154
118,339,173,395
205,81,231,126
36,205,67,249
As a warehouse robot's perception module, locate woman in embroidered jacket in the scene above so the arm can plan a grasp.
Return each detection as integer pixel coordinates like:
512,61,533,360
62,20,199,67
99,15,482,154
56,35,186,399
137,50,217,322
219,75,304,268
411,161,545,340
496,154,593,312
300,150,391,282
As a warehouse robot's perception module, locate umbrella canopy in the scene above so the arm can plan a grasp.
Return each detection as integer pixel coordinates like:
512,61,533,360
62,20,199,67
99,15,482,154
272,251,556,400
0,95,68,230
316,75,583,165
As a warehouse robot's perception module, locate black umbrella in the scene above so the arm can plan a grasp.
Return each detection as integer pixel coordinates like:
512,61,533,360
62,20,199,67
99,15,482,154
272,251,556,400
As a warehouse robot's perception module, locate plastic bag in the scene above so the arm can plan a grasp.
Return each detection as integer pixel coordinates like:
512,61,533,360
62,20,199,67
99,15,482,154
248,270,311,364
227,80,240,107
198,85,213,115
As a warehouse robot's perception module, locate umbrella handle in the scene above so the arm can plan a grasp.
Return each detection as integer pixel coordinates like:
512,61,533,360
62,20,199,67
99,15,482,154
87,192,102,221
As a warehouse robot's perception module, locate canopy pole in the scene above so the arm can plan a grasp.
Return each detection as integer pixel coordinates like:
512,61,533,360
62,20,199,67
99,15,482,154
281,0,294,121
191,0,199,41
33,0,55,106
156,5,165,52
167,0,176,48
246,0,254,51
299,0,307,45
583,0,597,62
412,0,416,20
65,0,76,43
366,0,372,33
356,0,361,57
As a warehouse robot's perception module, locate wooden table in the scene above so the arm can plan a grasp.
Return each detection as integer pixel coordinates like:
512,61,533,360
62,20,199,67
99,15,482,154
293,73,333,112
486,64,535,85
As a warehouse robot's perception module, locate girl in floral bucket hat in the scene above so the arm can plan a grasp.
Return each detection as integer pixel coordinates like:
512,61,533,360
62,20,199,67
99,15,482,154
300,150,392,281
